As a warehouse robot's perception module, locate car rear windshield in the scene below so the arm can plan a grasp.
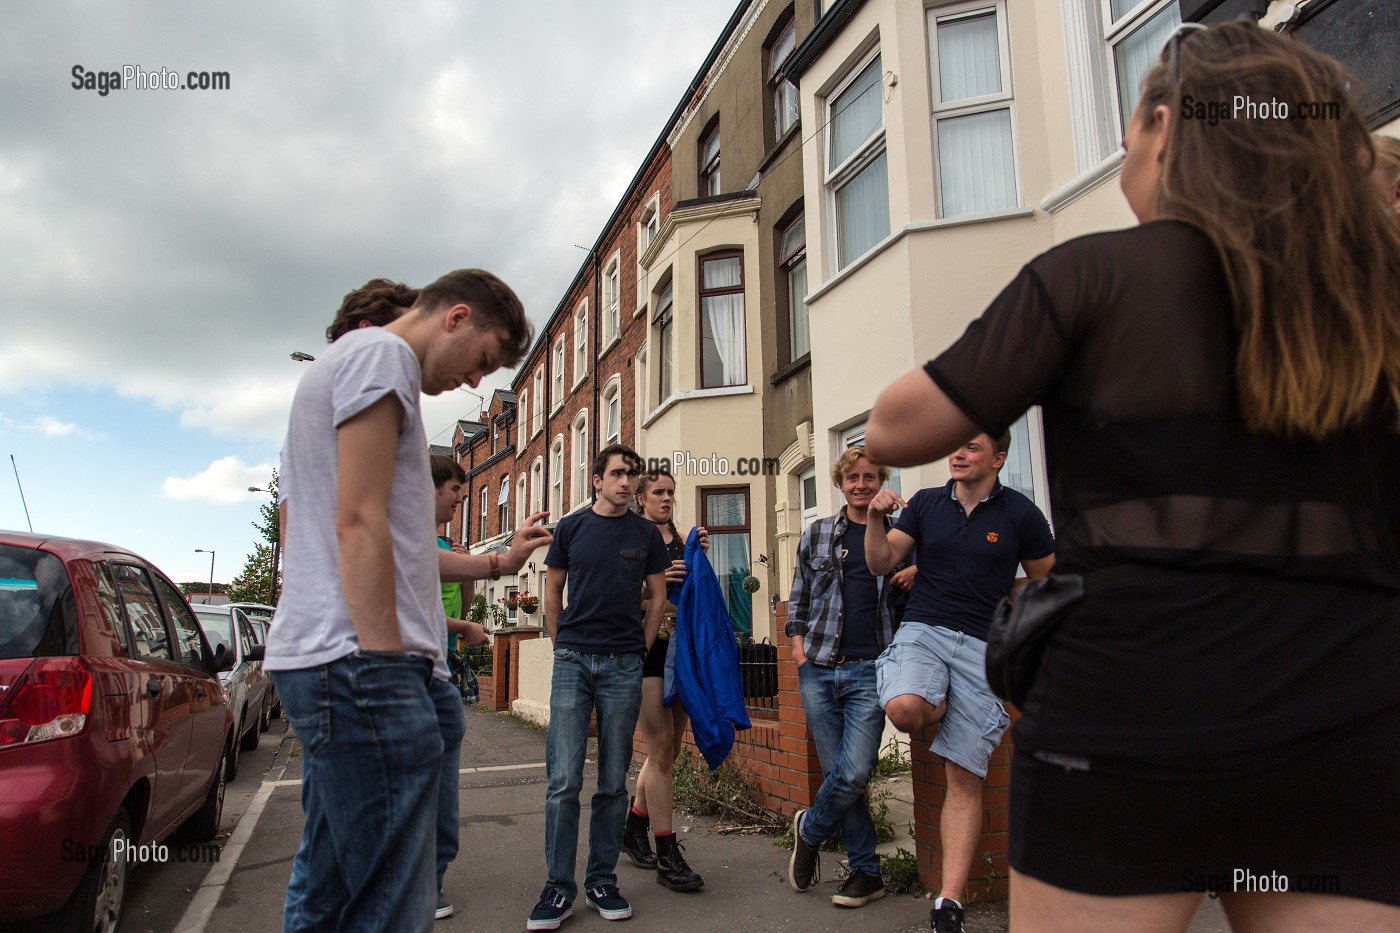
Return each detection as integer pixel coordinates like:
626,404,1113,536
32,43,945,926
193,609,236,655
0,544,79,659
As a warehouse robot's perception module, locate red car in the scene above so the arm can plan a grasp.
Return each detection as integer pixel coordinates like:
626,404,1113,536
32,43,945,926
0,531,234,930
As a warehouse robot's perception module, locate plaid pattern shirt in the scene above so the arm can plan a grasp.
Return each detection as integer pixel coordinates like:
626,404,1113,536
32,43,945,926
785,508,907,666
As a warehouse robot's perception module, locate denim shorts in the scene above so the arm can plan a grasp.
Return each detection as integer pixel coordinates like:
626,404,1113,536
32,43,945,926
876,621,1009,778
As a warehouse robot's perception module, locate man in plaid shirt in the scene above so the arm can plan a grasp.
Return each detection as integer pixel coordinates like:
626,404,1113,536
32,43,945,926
784,448,914,909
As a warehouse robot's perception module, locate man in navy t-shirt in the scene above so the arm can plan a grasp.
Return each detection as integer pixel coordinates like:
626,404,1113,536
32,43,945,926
865,431,1054,933
530,445,668,931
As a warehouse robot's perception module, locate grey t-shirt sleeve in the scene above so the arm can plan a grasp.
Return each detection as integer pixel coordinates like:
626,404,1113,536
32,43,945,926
331,335,420,431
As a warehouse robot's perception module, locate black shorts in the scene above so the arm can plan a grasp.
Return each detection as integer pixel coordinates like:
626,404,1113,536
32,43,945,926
642,636,667,679
1009,702,1400,905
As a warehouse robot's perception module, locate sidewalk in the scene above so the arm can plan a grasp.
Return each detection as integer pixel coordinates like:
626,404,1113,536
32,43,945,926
192,704,1228,933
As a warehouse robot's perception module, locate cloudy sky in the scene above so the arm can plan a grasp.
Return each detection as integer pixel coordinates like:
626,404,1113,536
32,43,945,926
1,0,738,585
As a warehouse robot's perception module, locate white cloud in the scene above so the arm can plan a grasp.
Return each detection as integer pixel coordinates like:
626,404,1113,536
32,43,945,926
163,456,275,503
0,413,106,440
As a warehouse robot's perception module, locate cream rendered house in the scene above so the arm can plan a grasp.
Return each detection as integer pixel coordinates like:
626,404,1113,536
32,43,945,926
784,0,1229,519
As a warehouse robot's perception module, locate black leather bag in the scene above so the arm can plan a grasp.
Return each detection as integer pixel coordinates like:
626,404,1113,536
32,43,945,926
985,573,1084,707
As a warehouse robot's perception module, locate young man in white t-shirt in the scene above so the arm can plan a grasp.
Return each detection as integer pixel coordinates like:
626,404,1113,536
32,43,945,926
267,269,550,932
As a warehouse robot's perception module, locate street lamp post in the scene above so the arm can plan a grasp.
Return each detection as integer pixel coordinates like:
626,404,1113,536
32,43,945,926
194,549,216,603
249,486,281,606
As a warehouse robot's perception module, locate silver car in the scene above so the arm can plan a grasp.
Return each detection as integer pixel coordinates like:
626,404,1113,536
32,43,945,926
191,605,271,780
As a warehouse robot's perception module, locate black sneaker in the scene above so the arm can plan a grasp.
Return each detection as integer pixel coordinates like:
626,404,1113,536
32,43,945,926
654,834,704,892
622,808,657,870
787,809,820,892
832,871,885,908
434,895,454,920
585,884,632,921
526,888,572,931
931,900,965,933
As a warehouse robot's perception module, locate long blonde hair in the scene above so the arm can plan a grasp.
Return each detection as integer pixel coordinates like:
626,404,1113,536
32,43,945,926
1138,23,1400,438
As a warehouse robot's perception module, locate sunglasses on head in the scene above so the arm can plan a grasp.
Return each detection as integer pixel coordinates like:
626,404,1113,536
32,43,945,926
1166,22,1209,92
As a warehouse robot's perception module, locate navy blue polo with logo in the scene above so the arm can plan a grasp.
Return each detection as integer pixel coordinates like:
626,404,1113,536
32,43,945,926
893,481,1054,641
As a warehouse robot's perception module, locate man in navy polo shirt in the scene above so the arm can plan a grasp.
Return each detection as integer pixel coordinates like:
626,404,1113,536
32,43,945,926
865,430,1054,933
529,444,669,931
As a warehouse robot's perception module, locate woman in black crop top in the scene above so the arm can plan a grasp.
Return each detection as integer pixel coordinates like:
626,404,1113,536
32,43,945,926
866,23,1400,930
621,468,708,892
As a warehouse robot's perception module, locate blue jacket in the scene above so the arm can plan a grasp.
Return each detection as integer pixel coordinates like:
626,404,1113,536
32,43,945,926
665,527,751,770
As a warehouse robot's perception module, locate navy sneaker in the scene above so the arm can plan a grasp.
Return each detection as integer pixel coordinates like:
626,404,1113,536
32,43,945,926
585,884,633,921
527,888,572,931
434,896,454,920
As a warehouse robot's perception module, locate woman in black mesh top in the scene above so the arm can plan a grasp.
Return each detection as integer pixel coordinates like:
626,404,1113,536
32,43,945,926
866,22,1400,932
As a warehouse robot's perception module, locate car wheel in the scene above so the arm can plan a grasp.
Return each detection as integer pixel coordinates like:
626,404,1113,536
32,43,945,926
271,694,282,719
176,748,226,842
225,731,241,781
54,807,130,933
259,696,272,732
239,705,261,752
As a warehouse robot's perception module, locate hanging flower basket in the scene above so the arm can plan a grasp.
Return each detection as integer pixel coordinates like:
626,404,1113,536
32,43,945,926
742,575,762,594
516,591,539,614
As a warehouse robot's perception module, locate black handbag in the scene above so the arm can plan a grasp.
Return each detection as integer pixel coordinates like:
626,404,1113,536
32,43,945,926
985,573,1084,707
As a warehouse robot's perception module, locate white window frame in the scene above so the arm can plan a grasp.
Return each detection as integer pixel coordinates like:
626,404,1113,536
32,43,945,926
532,366,545,437
498,475,510,533
780,212,809,362
573,301,589,387
552,336,565,410
551,435,565,517
602,377,621,446
824,46,888,272
479,485,489,541
601,252,621,350
516,473,527,527
654,277,675,404
572,410,590,508
927,0,1020,219
1103,0,1180,137
516,391,528,450
636,195,660,313
769,17,800,140
699,123,721,197
530,457,544,514
799,465,819,530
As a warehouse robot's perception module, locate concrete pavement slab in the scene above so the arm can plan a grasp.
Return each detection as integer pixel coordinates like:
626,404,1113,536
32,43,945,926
193,704,1228,933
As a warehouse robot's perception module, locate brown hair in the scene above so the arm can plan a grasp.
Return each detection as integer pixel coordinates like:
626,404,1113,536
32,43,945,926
1373,135,1400,205
635,468,682,543
1136,23,1400,438
326,278,418,343
414,269,532,367
989,429,1012,457
430,454,466,489
830,447,891,488
592,444,642,481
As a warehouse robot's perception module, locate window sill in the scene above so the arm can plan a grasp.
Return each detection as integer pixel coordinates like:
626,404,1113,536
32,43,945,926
758,121,802,175
1040,150,1124,214
769,354,811,386
599,334,621,359
641,384,755,428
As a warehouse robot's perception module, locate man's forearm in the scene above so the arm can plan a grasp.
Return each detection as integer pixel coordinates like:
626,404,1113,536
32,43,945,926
338,522,401,651
642,602,663,652
865,520,895,575
544,595,561,640
439,549,499,583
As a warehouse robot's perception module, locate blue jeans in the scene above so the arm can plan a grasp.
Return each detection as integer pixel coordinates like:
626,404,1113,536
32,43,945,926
543,648,644,901
429,676,467,893
274,652,443,932
797,659,885,876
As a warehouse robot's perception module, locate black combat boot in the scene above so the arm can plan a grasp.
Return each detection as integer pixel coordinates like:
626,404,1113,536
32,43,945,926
622,804,657,869
654,833,704,892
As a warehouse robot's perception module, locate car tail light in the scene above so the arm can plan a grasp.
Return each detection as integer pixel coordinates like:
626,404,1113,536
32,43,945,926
0,657,92,746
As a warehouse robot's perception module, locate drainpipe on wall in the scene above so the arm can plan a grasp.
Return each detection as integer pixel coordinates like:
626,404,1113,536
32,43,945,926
591,247,601,499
